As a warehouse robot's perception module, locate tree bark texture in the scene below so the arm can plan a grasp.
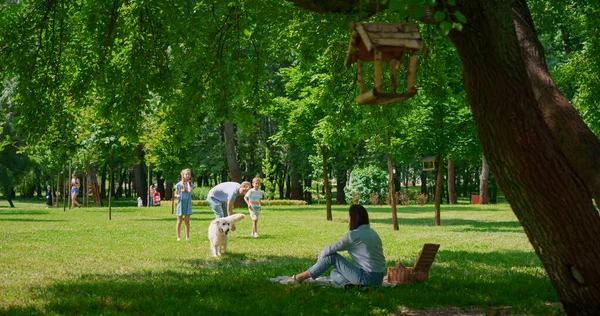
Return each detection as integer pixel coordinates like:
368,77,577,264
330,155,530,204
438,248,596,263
223,120,245,208
448,1,600,313
448,159,456,204
285,0,600,312
479,154,489,204
513,0,600,207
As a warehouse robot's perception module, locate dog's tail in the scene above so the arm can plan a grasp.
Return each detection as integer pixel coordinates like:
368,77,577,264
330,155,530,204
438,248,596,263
224,213,245,223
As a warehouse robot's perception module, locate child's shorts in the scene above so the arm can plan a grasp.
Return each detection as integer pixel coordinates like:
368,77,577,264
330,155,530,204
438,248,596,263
249,207,261,221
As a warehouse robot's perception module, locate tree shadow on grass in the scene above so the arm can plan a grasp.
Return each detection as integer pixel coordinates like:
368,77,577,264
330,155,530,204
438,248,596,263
1,251,563,315
0,218,65,222
0,210,51,215
369,217,524,233
130,217,213,223
362,205,511,214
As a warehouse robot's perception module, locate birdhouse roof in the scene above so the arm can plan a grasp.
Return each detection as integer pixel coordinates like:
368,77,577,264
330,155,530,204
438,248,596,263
421,155,439,163
345,22,426,66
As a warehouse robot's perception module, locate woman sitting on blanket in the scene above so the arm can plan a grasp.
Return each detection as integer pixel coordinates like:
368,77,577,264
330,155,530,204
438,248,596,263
291,204,386,287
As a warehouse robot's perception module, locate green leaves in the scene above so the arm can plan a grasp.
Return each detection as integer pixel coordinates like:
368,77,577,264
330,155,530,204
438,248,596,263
434,11,446,22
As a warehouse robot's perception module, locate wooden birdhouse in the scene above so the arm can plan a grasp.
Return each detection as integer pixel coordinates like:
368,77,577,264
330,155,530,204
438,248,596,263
345,22,426,105
421,155,439,172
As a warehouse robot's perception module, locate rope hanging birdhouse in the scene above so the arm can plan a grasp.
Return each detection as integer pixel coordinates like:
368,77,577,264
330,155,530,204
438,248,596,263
345,22,426,105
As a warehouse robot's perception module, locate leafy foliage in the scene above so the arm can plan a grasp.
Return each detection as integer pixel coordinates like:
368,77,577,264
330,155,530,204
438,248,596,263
345,165,389,205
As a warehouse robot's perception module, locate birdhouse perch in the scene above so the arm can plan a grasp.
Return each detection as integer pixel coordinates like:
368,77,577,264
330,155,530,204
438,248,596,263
345,22,426,105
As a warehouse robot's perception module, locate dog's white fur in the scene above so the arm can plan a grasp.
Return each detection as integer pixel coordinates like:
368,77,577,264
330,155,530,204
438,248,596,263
208,213,245,256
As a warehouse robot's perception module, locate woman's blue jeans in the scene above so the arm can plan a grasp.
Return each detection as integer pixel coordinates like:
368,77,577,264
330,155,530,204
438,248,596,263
307,253,384,287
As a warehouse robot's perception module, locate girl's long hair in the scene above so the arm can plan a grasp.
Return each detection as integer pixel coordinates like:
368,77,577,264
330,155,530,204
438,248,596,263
349,204,369,230
180,168,193,182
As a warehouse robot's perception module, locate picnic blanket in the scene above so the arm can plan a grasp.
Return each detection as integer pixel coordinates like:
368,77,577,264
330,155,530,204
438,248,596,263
269,276,395,287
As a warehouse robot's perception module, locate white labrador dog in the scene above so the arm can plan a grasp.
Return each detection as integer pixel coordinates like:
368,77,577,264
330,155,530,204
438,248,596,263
208,213,245,257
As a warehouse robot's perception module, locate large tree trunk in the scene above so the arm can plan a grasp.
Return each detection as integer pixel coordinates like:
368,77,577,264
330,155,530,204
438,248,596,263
447,159,456,204
479,155,489,204
133,144,147,206
286,0,600,313
513,0,600,207
448,1,600,313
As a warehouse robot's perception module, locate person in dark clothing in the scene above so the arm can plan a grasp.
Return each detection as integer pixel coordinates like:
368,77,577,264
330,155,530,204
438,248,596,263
46,185,53,208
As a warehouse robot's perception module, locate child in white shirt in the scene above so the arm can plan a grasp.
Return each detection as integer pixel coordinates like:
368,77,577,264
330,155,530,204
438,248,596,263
244,177,264,238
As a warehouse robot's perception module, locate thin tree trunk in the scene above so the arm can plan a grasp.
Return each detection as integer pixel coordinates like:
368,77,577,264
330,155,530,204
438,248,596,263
479,155,489,204
108,155,113,220
55,170,60,208
321,147,332,221
87,166,102,207
386,128,399,230
224,120,242,182
335,167,347,205
165,181,173,200
100,163,107,199
303,178,311,204
388,153,399,230
156,171,164,198
448,159,456,204
115,167,126,198
133,144,147,206
223,120,244,208
434,157,442,226
420,172,427,196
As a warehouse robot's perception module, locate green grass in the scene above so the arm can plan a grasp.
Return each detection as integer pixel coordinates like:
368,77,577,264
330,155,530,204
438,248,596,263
0,199,563,315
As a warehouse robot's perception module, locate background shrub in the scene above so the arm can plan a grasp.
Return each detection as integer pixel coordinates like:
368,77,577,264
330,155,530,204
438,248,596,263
344,166,389,205
415,193,429,205
192,186,211,200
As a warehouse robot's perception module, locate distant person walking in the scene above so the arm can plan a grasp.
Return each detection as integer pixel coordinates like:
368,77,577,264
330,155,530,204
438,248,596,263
175,168,194,241
206,181,252,232
70,173,81,208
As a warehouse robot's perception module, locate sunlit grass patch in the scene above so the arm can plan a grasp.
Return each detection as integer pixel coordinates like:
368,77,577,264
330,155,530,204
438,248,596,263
0,199,563,315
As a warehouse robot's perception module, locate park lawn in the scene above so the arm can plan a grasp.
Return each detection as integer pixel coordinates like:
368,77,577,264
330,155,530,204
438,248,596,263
0,199,563,315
